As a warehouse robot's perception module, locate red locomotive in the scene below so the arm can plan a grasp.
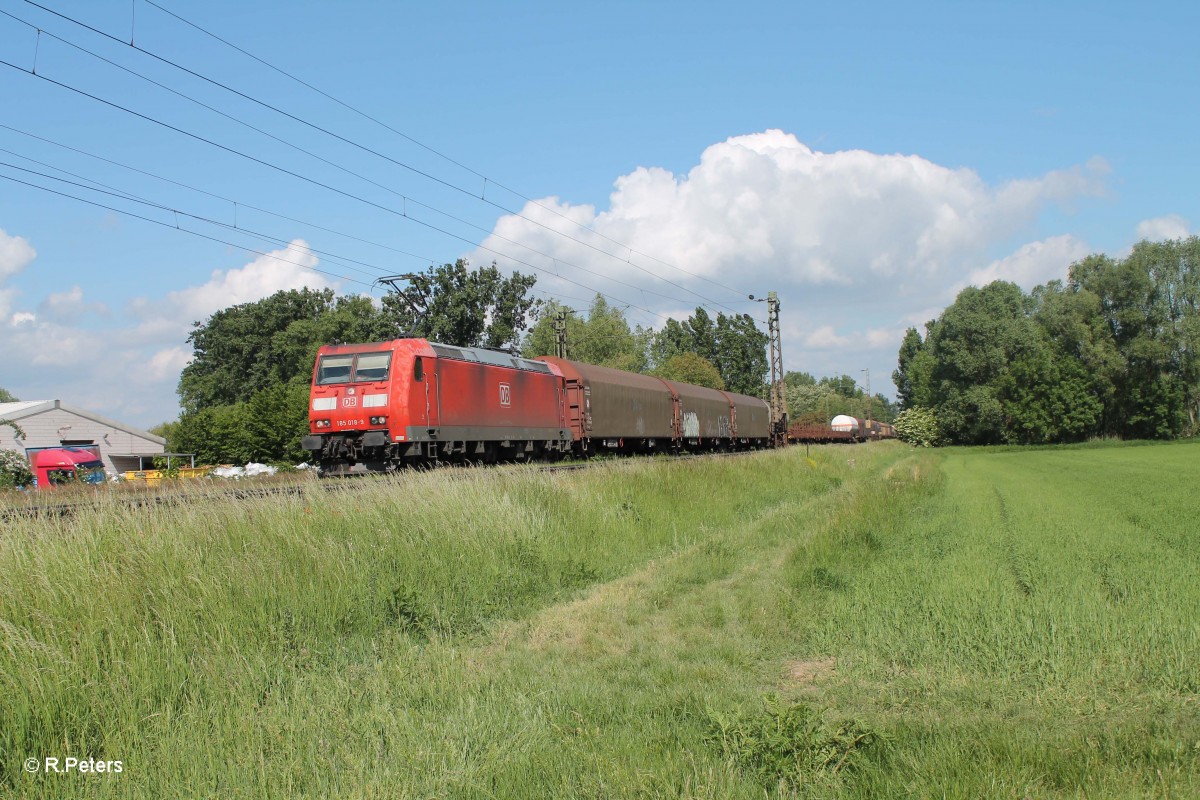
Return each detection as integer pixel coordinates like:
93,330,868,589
302,338,770,475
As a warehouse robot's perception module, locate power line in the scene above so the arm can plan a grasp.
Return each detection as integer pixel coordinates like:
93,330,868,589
14,0,747,312
4,157,694,342
16,0,748,316
0,54,662,314
142,0,750,299
0,153,676,330
0,122,435,268
0,31,704,319
0,125,767,332
0,57,671,323
0,171,376,289
0,157,400,284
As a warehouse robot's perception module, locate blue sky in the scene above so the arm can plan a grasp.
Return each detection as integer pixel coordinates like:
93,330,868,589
1,0,1196,427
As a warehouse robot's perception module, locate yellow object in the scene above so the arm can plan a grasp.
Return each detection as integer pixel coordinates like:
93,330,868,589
122,466,212,486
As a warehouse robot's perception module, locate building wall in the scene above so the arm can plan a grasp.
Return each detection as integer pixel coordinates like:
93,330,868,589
0,407,164,475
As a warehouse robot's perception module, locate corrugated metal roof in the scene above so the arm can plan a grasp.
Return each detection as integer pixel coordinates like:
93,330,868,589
0,400,166,445
0,400,52,417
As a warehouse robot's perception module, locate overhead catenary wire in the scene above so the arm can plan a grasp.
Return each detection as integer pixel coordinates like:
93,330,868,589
1,10,645,296
0,157,403,284
3,150,729,339
0,154,688,333
0,122,692,330
141,0,749,299
0,122,434,268
1,120,757,331
0,56,675,323
11,0,747,315
0,33,700,323
0,172,377,289
0,127,764,331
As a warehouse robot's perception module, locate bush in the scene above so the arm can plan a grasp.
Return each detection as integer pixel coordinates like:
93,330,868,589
894,406,941,447
0,449,33,489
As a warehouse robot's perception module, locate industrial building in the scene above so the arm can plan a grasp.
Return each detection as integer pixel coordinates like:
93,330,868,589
0,400,167,475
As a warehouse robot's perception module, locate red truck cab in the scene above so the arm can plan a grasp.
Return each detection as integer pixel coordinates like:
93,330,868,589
31,447,107,489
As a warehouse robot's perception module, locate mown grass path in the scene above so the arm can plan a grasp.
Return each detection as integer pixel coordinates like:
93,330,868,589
1,442,1197,798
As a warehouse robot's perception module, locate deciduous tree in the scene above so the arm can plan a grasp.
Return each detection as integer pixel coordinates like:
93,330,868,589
653,352,725,389
714,313,768,396
382,259,537,351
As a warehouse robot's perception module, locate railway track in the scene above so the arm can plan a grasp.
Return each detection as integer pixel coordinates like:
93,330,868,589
0,448,767,524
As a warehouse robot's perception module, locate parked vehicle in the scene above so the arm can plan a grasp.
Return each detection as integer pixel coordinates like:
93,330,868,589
29,447,106,489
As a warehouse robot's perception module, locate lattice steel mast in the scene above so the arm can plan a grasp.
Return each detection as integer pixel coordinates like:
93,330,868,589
767,291,788,446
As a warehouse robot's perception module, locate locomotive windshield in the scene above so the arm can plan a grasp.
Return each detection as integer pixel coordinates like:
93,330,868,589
352,352,391,382
316,352,392,385
316,354,354,385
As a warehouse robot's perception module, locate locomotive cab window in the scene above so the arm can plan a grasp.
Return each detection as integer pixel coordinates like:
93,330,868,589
352,352,391,383
317,352,391,384
316,354,354,385
413,357,424,382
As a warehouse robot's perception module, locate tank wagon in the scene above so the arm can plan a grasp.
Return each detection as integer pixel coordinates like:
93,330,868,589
788,416,896,444
302,339,770,474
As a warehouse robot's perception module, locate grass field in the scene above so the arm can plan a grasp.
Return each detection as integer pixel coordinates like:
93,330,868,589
1,441,1197,798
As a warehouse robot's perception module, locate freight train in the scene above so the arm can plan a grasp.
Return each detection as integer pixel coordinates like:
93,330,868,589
787,414,895,444
301,338,771,475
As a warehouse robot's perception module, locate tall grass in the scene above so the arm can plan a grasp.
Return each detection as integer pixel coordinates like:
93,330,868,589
780,441,1200,797
0,451,845,797
2,441,1196,797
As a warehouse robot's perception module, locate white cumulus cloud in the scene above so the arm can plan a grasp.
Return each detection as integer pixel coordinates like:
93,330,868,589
0,228,35,279
1136,215,1190,242
0,228,37,320
959,235,1091,292
472,130,1108,396
39,285,110,320
804,325,850,348
146,346,193,382
164,240,330,323
0,238,337,426
475,130,1106,297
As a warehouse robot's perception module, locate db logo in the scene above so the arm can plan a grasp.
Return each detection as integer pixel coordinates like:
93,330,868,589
499,383,511,407
342,396,358,408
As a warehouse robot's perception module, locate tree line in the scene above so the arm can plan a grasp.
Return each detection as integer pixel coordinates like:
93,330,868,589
159,260,773,464
783,372,896,425
520,299,769,395
893,237,1200,445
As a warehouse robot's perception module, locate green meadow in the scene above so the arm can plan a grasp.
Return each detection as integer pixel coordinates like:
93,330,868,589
1,441,1197,798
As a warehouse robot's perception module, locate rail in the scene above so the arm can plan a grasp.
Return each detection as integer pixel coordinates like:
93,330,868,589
0,449,765,523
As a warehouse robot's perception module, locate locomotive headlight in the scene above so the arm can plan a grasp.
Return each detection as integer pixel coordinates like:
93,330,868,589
315,419,331,429
369,416,388,426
